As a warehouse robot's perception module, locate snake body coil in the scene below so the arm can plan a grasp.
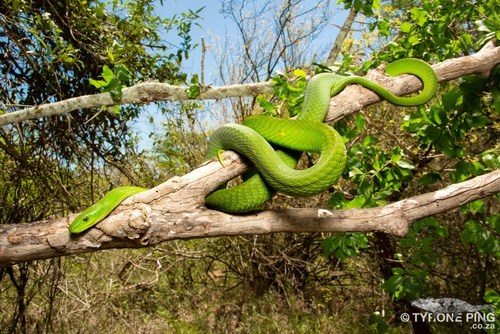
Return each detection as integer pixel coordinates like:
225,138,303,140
204,58,437,212
69,58,437,233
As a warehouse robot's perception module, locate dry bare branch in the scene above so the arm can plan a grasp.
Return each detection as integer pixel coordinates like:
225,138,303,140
0,81,274,126
1,152,498,267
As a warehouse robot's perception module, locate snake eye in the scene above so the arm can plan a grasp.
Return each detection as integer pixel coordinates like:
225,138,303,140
83,217,88,222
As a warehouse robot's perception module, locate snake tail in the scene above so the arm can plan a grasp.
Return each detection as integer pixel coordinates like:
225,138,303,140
328,58,438,106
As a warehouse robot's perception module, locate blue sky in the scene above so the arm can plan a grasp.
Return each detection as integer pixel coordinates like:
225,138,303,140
154,0,348,81
155,1,232,82
134,1,348,150
157,0,234,82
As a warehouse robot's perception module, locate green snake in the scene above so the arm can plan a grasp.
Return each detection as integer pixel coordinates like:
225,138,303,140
69,58,437,233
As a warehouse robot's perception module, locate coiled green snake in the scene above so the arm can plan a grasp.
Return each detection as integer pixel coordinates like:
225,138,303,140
69,58,437,233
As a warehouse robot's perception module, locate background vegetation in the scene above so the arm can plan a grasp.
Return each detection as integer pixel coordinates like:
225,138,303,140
0,0,499,333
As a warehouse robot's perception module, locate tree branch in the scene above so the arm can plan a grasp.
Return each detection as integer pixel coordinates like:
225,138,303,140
0,81,275,126
324,40,500,123
2,42,498,127
1,152,498,267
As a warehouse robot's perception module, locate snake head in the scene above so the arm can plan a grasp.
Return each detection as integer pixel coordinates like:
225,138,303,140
68,213,93,234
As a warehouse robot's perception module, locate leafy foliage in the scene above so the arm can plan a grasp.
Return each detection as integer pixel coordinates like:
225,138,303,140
321,232,369,260
326,3,499,330
258,69,307,117
373,0,498,61
89,64,132,102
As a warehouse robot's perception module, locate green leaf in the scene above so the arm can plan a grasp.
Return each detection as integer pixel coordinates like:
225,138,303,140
328,192,347,209
419,172,441,186
442,88,463,111
346,196,366,209
390,147,401,163
293,68,307,78
256,95,275,112
396,159,415,170
492,86,500,113
362,60,375,72
461,200,485,214
187,84,200,99
477,231,499,254
358,177,373,200
402,111,423,133
320,236,339,258
401,22,413,33
422,124,441,142
378,20,390,36
429,105,448,126
321,233,368,260
348,166,364,178
362,135,378,146
482,152,500,169
102,65,115,83
355,113,365,130
89,78,108,89
107,48,115,63
383,274,404,294
461,220,482,243
491,214,500,234
107,78,123,101
410,7,428,27
450,160,470,183
424,218,448,238
484,289,500,304
286,83,303,92
434,130,463,158
190,73,199,85
466,112,490,128
370,312,389,334
114,64,131,83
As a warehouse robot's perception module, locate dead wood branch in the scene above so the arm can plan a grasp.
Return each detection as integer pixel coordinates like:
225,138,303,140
0,154,499,267
1,42,498,127
0,81,274,126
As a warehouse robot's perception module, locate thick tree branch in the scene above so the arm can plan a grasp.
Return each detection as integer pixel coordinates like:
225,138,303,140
0,153,498,267
1,41,498,127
